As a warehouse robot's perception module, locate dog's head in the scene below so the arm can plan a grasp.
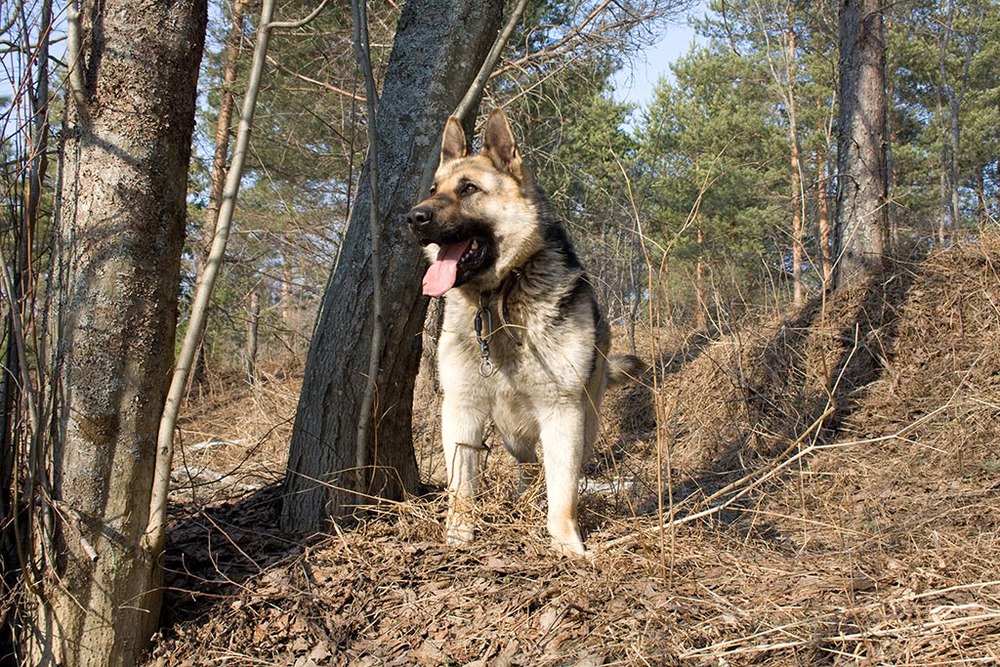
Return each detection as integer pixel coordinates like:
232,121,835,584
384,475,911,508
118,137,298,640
407,109,543,297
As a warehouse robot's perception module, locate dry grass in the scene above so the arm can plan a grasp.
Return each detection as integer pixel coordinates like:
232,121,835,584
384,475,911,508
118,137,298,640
168,358,304,505
148,236,1000,666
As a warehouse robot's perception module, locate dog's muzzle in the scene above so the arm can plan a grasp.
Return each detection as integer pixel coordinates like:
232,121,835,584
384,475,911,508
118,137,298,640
406,206,434,239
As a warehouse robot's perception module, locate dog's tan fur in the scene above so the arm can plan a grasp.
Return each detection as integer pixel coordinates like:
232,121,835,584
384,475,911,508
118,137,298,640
407,110,641,556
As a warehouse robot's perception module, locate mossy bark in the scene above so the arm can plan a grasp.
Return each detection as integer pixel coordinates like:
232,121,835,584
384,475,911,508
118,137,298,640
26,2,206,664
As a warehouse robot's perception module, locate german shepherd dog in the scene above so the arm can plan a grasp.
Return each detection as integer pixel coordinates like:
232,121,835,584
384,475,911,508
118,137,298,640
406,109,641,556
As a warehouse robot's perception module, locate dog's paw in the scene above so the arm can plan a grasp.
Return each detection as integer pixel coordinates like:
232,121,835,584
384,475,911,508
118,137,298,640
445,519,475,545
550,536,592,559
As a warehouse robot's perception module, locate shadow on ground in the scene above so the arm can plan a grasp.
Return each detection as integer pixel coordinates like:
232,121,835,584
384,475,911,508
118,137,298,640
161,484,293,625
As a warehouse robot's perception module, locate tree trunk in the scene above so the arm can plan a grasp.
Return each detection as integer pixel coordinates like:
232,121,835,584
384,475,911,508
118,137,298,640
785,14,804,307
814,88,835,291
790,131,803,306
281,259,294,325
946,4,980,237
27,1,206,664
188,0,248,393
884,58,899,248
834,0,887,288
938,137,950,245
204,0,248,256
2,0,52,560
977,168,986,226
935,1,954,246
695,225,706,330
281,0,504,534
246,290,261,385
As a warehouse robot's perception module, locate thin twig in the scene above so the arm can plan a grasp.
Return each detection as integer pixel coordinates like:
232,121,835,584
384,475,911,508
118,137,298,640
352,0,383,486
268,0,331,29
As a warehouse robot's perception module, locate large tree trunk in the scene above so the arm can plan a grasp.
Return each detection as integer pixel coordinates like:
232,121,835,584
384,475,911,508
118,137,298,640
282,0,504,534
27,1,206,665
834,0,888,288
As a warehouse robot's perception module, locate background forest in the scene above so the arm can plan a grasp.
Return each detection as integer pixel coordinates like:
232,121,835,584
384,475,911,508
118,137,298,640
178,0,999,370
1,0,999,665
5,0,994,378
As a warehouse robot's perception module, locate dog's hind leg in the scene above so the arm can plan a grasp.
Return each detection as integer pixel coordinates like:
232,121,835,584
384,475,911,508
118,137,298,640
441,394,487,545
501,434,539,494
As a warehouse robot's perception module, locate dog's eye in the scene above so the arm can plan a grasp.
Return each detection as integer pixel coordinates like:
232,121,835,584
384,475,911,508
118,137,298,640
460,183,479,197
428,184,437,196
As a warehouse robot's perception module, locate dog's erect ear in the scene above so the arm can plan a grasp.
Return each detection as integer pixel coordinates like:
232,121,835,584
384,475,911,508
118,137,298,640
481,109,523,180
440,116,467,166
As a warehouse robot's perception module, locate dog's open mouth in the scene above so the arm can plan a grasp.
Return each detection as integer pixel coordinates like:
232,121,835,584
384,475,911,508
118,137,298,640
422,237,489,296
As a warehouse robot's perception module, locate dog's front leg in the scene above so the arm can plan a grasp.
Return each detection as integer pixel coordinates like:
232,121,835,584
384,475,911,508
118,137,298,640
441,394,486,545
539,401,588,557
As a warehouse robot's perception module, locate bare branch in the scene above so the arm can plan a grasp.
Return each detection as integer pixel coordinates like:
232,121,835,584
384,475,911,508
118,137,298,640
0,0,25,37
265,53,367,102
352,0,383,482
268,0,331,30
453,0,530,122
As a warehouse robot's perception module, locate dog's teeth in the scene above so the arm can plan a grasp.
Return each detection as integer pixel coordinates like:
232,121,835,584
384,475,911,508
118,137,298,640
470,239,479,251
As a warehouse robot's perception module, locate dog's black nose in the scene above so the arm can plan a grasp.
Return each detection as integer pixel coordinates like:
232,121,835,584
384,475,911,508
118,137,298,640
406,206,433,230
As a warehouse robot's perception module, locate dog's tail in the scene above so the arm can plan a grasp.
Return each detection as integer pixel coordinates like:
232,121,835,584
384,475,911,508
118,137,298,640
607,354,645,388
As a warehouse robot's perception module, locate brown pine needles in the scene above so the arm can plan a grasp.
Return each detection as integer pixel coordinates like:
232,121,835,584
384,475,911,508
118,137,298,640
148,235,1000,666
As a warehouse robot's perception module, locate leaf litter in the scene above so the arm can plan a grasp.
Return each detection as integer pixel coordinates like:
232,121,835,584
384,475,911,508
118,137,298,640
147,235,1000,666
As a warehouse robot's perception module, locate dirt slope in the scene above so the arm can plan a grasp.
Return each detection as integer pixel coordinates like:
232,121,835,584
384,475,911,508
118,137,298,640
148,237,1000,666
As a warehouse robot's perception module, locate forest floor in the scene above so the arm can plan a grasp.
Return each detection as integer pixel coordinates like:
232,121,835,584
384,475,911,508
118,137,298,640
145,236,1000,666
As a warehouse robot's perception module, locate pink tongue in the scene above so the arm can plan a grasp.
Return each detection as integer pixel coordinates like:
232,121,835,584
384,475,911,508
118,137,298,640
423,240,472,297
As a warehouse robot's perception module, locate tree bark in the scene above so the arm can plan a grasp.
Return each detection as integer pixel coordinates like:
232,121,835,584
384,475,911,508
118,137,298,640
834,0,887,288
695,225,706,330
246,289,261,385
2,0,52,559
282,0,504,534
27,1,206,665
204,0,248,258
936,1,953,246
977,168,986,226
946,3,981,236
884,42,899,248
816,144,833,287
785,13,804,307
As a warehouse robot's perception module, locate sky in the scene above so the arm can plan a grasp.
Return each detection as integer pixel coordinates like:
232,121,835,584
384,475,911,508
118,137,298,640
610,9,704,109
1,6,706,137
